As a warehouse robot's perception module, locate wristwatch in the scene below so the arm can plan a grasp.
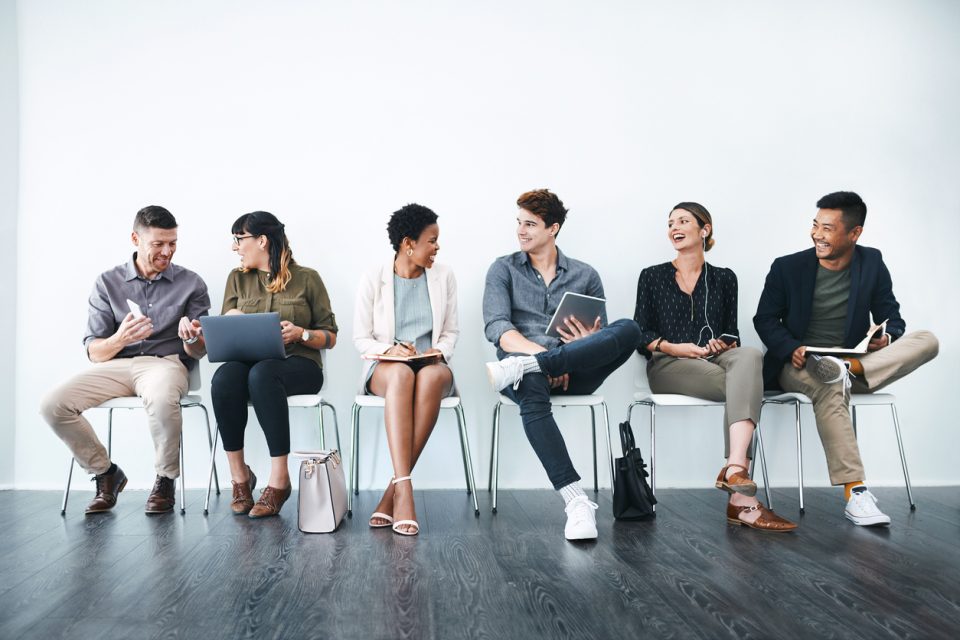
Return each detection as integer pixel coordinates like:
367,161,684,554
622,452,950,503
183,335,199,345
301,330,312,343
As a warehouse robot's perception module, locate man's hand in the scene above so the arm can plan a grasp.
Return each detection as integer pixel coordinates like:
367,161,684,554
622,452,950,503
868,334,890,352
791,345,807,369
557,316,602,344
178,317,202,342
115,312,153,347
547,373,569,391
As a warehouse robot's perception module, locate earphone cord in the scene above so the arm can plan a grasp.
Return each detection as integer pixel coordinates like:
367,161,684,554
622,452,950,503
697,239,715,347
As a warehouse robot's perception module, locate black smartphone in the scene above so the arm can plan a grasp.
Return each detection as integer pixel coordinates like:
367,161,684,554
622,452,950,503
719,333,739,345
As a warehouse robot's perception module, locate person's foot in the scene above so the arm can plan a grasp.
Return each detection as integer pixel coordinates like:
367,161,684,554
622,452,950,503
248,485,292,519
806,354,850,385
564,495,599,540
85,466,128,514
726,497,797,532
715,464,757,497
391,476,419,535
844,487,891,526
485,356,527,391
369,480,395,528
230,466,257,515
145,475,176,514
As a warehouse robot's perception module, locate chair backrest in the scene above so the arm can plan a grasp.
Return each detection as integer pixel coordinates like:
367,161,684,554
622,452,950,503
634,353,653,395
187,363,201,392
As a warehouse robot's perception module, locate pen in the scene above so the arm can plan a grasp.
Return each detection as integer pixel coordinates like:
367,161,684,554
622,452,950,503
393,338,415,350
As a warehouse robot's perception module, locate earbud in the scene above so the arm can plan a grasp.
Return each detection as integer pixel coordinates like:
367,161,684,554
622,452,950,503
701,231,707,238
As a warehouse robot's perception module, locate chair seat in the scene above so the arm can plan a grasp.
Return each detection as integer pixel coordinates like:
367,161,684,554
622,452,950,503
498,393,604,407
850,392,896,405
633,390,724,407
95,394,203,410
286,394,326,408
762,391,812,404
354,394,462,409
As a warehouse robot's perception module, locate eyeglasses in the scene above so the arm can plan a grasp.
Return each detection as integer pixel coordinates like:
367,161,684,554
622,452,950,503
232,234,255,246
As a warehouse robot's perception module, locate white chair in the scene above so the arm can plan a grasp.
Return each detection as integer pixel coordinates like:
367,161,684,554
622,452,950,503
625,354,772,508
202,351,340,514
347,394,479,517
761,390,916,512
489,393,614,513
60,365,219,515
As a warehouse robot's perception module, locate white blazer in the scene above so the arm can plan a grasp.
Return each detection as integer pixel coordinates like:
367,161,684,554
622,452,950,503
353,260,459,384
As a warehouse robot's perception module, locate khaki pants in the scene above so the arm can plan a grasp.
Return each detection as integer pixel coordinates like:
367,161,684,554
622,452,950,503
647,346,763,457
779,330,939,485
40,355,189,478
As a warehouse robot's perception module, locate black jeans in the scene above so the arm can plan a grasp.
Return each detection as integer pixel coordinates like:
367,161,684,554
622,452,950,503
500,319,641,489
211,356,323,457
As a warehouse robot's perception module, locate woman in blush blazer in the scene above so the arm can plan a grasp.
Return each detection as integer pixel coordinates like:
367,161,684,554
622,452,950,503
353,203,458,536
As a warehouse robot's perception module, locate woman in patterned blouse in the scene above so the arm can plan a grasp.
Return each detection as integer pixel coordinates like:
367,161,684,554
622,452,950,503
634,202,796,532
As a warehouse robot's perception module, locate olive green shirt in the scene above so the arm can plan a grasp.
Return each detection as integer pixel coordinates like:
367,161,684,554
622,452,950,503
221,263,338,368
802,264,850,347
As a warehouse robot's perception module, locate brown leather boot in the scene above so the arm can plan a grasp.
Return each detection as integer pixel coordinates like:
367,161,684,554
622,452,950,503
85,466,128,514
145,475,176,514
230,467,257,515
248,485,292,519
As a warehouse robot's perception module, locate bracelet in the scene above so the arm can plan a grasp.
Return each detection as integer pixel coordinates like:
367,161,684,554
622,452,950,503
653,337,665,353
183,335,200,345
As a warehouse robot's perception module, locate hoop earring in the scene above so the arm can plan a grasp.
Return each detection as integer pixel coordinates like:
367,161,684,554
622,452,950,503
406,249,413,257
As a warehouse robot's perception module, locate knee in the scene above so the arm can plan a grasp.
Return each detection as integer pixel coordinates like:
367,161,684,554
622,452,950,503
212,362,246,394
514,376,553,419
610,319,642,346
40,390,70,423
142,385,183,410
735,346,763,367
914,330,940,361
247,361,281,392
415,365,450,390
384,364,416,390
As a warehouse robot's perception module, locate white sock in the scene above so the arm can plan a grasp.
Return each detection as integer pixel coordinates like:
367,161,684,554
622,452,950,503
520,355,541,373
558,482,586,505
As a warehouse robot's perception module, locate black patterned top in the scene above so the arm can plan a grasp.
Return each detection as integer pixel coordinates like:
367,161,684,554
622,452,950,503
633,261,740,358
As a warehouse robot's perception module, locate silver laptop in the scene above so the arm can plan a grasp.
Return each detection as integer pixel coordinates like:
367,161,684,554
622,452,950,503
200,312,286,363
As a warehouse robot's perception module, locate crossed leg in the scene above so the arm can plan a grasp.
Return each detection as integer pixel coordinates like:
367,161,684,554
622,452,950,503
368,362,453,533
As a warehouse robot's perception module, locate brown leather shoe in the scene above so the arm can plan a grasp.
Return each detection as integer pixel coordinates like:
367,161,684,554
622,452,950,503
727,501,798,532
248,485,292,519
231,467,257,515
85,466,128,514
145,475,176,514
715,464,757,497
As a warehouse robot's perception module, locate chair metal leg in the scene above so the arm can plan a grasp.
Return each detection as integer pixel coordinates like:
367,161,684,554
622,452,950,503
602,402,615,495
794,401,804,513
322,401,341,454
754,423,772,508
107,409,113,458
197,405,219,496
456,408,472,494
649,404,656,498
590,406,598,493
61,458,76,515
454,404,480,516
203,426,220,515
491,402,502,513
488,405,497,492
347,403,360,516
890,403,916,510
317,402,326,450
179,433,186,515
852,404,858,439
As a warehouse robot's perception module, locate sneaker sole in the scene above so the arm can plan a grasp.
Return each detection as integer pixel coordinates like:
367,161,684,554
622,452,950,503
484,363,501,391
844,511,891,526
565,530,598,541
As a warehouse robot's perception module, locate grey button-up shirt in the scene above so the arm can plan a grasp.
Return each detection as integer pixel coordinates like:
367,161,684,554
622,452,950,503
483,249,606,355
84,254,211,366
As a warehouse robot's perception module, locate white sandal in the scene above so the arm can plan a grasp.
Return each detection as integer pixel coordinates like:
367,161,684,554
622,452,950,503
390,476,420,536
369,476,396,528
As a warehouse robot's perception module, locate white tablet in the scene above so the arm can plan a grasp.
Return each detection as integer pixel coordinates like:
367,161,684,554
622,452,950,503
545,292,606,338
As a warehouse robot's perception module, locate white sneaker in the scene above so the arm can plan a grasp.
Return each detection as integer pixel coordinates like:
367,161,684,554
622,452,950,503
485,357,526,391
807,355,852,387
844,488,891,526
564,495,599,540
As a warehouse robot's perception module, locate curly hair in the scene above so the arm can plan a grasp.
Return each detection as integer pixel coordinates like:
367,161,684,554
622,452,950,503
517,189,568,236
232,211,295,293
387,204,439,252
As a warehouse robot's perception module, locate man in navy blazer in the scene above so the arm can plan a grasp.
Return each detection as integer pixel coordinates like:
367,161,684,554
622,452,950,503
754,191,938,527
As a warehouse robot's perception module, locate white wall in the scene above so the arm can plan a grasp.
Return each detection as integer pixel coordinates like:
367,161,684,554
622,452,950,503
13,0,960,491
0,0,18,488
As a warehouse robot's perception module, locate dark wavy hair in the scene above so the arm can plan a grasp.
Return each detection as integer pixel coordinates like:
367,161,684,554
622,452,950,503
232,211,295,293
517,189,568,237
387,204,439,252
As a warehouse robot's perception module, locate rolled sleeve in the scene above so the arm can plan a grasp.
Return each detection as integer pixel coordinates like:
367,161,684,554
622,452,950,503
184,277,211,321
83,276,117,348
482,260,516,346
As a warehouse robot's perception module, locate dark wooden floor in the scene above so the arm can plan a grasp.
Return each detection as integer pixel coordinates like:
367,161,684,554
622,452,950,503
1,486,958,640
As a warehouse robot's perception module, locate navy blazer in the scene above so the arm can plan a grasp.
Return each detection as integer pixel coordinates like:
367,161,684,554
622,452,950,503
753,245,905,390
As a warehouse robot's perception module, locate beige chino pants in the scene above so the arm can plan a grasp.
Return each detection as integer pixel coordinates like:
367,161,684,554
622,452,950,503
647,346,763,458
779,330,939,485
40,355,189,478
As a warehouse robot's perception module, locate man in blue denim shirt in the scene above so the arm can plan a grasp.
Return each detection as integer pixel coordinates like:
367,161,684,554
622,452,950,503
483,189,641,541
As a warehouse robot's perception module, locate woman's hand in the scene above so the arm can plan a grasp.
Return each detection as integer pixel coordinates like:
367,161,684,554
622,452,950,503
705,338,734,356
386,341,417,357
664,342,710,359
280,320,303,345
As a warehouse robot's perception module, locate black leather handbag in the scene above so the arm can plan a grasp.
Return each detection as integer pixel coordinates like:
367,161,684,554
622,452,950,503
613,420,657,520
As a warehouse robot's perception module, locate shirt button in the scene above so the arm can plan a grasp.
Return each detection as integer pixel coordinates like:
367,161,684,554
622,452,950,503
148,304,153,307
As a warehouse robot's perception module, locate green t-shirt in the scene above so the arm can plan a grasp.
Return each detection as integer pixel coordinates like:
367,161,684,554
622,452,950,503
803,264,850,347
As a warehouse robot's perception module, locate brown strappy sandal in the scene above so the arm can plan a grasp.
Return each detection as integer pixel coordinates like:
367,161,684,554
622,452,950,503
715,464,757,497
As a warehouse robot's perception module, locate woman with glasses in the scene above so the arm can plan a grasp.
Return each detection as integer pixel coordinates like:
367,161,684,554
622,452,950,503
353,204,458,536
634,202,796,532
209,211,338,518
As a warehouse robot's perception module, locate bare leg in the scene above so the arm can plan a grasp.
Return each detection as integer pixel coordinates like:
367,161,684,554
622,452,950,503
726,419,762,524
368,363,416,526
226,450,250,483
268,455,291,489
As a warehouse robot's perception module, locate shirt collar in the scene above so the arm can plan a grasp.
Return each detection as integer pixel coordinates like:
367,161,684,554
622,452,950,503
125,252,180,282
518,247,568,271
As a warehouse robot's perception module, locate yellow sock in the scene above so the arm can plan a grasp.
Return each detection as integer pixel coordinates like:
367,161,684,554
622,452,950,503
844,481,865,500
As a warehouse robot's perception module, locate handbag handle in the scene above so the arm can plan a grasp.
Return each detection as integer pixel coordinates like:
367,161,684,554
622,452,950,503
619,420,636,454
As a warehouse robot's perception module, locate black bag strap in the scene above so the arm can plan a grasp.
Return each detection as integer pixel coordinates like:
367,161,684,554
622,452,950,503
619,420,635,454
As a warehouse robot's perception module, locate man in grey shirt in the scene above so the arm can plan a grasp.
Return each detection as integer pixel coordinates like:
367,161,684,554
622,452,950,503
41,206,210,515
483,189,641,541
